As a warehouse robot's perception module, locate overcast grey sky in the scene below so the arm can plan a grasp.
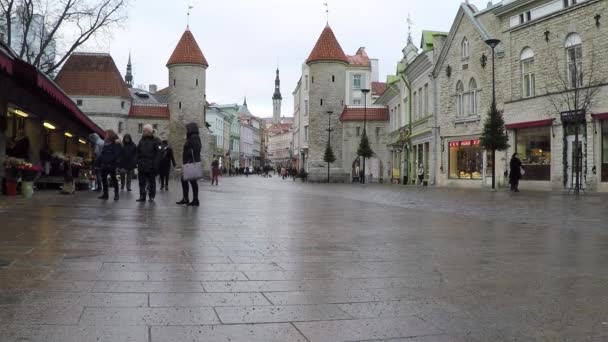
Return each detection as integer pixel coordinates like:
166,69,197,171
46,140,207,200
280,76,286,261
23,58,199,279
96,0,491,118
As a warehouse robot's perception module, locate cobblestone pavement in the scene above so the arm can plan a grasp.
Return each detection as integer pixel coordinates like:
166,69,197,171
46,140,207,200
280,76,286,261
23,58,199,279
1,176,607,341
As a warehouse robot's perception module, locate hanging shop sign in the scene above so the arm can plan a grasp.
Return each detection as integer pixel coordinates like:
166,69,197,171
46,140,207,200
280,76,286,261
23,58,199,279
449,139,480,148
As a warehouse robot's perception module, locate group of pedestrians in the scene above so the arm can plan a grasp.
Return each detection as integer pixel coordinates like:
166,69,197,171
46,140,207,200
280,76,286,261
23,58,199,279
89,122,202,206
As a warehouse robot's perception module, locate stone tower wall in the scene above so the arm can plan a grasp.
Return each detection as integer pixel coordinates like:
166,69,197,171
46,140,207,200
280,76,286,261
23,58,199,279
168,64,211,172
273,98,281,123
307,61,348,182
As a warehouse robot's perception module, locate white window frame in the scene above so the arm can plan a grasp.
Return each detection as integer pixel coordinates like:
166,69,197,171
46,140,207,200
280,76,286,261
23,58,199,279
565,33,583,89
521,47,536,98
304,126,308,142
424,84,429,116
353,74,362,89
456,81,464,116
461,37,470,59
468,78,478,115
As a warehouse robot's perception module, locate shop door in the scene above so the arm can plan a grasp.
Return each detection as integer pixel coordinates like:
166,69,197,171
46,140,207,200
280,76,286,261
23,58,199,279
566,135,584,189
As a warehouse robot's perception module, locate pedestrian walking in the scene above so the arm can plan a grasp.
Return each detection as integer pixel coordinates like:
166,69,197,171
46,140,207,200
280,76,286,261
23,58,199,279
136,124,160,202
177,122,202,206
211,159,220,186
98,130,121,201
509,153,524,192
418,164,425,185
158,140,176,191
281,167,286,180
88,133,105,191
119,134,137,192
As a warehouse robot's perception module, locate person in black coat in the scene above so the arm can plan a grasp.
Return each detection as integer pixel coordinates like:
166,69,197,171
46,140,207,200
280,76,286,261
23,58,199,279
119,134,137,191
158,140,176,191
8,129,30,160
98,130,121,201
177,122,202,206
136,125,161,202
509,153,524,192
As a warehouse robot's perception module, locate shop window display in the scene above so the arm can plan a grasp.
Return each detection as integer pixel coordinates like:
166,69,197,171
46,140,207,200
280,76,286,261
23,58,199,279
516,127,551,180
449,139,483,179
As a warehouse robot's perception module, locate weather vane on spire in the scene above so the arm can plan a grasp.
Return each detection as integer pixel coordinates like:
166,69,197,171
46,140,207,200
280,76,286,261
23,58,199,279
407,13,413,44
187,5,194,27
324,2,329,23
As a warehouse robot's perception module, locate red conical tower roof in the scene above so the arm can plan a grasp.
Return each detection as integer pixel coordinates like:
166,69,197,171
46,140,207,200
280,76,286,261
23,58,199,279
306,24,348,65
166,27,209,67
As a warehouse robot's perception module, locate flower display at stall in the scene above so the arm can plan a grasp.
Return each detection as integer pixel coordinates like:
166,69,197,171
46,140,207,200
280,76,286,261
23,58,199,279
4,157,25,180
3,157,43,181
17,163,43,181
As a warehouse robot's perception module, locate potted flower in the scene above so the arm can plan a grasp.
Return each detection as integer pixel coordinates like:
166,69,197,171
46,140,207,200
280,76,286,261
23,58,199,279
3,157,24,196
17,163,42,198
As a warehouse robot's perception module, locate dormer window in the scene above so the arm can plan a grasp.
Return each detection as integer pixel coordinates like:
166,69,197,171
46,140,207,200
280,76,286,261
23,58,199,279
461,37,470,59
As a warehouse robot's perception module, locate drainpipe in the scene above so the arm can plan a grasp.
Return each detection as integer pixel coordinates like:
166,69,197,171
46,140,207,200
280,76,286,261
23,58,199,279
431,72,439,185
399,71,412,185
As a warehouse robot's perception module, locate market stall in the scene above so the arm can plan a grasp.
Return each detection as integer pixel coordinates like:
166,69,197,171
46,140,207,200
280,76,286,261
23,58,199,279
0,41,104,197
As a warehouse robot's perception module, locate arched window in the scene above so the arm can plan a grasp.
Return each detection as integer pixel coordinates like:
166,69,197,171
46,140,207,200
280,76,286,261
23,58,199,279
461,37,470,59
565,33,583,88
520,47,535,98
456,81,464,116
468,78,478,115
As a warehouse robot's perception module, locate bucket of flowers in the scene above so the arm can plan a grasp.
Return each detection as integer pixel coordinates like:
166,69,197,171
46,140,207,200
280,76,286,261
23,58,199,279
17,163,42,198
4,157,26,196
4,157,24,181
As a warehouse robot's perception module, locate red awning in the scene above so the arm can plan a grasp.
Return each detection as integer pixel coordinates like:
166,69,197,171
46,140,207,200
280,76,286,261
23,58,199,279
505,119,554,130
592,113,608,120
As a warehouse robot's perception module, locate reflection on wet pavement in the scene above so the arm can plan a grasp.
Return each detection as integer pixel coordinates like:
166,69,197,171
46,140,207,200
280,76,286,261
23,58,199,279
1,177,608,341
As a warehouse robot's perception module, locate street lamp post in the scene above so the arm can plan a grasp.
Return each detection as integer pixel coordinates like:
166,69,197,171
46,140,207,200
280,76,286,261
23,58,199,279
361,88,370,184
326,110,334,183
484,38,501,190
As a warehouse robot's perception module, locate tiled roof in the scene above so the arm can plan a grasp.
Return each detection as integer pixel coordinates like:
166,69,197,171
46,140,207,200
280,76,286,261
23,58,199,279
372,82,387,96
267,123,293,135
306,25,348,65
339,106,389,122
167,28,209,67
128,104,170,119
129,88,164,105
347,47,370,67
55,53,130,98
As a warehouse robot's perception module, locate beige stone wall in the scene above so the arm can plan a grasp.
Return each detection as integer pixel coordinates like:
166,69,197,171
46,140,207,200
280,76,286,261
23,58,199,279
306,61,348,182
342,120,389,182
167,64,210,170
435,10,507,188
500,0,608,190
124,119,170,144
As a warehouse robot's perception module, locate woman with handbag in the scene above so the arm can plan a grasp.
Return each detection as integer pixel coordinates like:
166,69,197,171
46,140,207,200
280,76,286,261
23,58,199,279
509,153,524,192
177,122,202,206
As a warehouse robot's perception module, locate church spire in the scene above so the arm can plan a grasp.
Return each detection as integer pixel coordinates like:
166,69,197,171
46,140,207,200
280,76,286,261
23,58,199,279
273,68,282,101
125,52,133,88
272,68,282,124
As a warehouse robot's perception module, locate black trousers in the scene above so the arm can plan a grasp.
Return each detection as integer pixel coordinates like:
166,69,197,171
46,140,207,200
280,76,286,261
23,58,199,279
120,169,134,190
101,168,118,196
159,172,170,189
138,171,156,199
181,177,198,202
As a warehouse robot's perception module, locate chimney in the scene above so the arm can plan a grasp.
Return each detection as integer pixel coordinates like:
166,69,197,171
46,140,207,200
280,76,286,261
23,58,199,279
432,34,447,65
149,84,157,94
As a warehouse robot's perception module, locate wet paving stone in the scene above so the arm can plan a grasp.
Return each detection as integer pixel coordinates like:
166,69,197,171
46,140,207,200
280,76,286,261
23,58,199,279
1,177,608,341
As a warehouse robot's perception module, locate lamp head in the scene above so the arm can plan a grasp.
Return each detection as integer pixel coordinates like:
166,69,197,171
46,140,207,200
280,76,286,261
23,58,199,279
484,39,501,49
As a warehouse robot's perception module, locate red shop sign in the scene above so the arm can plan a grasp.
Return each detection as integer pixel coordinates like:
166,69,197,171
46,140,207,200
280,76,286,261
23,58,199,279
449,139,480,147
